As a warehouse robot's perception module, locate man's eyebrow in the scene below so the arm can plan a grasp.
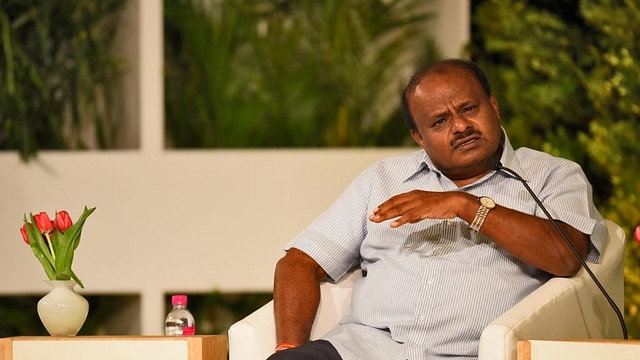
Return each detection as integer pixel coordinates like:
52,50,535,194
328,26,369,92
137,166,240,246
428,108,450,119
451,98,480,110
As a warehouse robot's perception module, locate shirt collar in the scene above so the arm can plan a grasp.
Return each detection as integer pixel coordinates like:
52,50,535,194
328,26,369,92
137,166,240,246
497,129,526,178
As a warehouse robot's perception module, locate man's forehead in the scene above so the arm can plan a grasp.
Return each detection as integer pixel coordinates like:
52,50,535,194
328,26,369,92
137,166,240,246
413,71,477,100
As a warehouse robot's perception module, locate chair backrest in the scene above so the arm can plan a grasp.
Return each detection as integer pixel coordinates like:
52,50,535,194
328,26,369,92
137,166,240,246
310,268,363,339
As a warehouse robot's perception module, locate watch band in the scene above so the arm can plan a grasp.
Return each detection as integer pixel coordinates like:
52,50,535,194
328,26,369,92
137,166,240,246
470,196,495,232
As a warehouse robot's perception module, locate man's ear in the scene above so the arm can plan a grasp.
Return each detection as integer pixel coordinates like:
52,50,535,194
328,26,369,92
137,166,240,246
410,129,425,148
490,94,500,119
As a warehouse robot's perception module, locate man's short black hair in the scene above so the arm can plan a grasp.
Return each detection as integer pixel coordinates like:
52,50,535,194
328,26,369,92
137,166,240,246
400,59,492,131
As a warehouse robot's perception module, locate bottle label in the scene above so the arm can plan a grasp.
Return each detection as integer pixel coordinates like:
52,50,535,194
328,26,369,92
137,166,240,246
181,326,196,335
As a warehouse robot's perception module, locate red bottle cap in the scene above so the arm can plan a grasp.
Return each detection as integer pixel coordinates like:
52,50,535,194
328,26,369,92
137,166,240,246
171,295,188,305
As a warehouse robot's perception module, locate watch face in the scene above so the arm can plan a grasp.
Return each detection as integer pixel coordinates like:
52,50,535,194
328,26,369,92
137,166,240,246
480,196,496,209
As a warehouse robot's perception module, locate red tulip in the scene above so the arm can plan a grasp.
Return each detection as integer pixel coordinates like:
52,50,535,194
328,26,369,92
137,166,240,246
55,210,73,232
635,226,640,244
20,224,30,244
33,212,54,234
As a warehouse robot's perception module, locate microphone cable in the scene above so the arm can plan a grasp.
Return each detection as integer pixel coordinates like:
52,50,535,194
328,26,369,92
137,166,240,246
486,158,628,340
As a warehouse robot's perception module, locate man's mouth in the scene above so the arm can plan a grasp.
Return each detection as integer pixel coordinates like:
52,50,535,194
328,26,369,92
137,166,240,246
453,136,480,149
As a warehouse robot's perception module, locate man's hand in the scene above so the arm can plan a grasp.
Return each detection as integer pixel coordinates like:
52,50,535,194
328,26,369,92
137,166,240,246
368,190,470,227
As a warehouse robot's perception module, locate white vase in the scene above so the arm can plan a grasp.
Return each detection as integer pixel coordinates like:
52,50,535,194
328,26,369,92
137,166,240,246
37,280,89,336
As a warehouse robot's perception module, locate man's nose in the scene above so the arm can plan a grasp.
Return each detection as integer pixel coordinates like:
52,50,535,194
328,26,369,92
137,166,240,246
450,113,472,132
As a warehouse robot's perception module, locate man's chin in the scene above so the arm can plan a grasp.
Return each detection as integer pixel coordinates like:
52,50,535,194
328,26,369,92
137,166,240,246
439,159,490,180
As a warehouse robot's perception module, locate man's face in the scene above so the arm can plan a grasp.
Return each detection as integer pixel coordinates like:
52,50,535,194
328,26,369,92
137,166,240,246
408,68,502,183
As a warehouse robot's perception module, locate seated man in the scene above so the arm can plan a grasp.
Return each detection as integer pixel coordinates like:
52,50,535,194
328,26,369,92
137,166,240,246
268,59,607,360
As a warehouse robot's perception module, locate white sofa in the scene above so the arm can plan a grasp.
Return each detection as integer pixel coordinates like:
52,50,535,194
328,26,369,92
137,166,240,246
228,219,625,360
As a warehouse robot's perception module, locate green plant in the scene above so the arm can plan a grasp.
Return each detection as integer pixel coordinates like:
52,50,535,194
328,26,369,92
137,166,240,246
472,0,640,337
164,0,441,148
0,0,126,161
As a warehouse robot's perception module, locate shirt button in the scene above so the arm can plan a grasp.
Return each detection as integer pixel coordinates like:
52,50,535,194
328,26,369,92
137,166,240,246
418,315,426,322
446,219,454,226
427,278,435,285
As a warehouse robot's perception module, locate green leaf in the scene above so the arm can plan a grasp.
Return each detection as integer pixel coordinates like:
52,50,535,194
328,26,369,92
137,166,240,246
26,214,55,271
54,206,95,284
59,268,84,289
23,216,56,281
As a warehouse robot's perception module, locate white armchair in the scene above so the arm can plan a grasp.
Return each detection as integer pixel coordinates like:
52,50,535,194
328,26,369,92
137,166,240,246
228,219,625,360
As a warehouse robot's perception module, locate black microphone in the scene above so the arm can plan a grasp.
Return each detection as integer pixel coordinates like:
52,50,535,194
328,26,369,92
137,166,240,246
486,157,628,340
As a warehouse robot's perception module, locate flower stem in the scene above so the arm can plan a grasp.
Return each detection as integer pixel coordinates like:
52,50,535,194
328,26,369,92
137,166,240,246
45,233,56,260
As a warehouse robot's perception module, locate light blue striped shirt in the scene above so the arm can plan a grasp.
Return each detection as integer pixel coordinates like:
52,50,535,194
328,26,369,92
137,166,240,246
286,131,607,360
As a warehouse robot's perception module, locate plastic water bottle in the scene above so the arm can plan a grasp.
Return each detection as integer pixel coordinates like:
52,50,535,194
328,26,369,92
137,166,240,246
164,294,196,336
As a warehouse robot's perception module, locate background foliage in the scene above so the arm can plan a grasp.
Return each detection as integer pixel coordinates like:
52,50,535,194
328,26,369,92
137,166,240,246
471,0,640,337
164,0,440,148
0,0,125,161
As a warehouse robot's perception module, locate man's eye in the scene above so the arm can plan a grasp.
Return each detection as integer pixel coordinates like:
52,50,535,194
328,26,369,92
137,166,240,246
433,117,446,126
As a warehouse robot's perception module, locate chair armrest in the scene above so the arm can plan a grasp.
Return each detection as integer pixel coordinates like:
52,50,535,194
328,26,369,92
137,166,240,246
478,219,625,360
228,269,362,360
228,301,276,360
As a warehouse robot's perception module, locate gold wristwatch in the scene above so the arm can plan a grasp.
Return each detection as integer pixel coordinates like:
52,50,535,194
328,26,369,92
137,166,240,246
470,196,496,232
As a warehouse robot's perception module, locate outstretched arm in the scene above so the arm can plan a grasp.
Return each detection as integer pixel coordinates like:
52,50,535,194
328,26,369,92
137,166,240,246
273,248,328,347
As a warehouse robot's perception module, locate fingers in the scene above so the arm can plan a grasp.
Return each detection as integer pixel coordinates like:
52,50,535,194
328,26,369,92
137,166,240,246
369,211,405,227
370,208,427,228
369,190,460,227
369,191,425,227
